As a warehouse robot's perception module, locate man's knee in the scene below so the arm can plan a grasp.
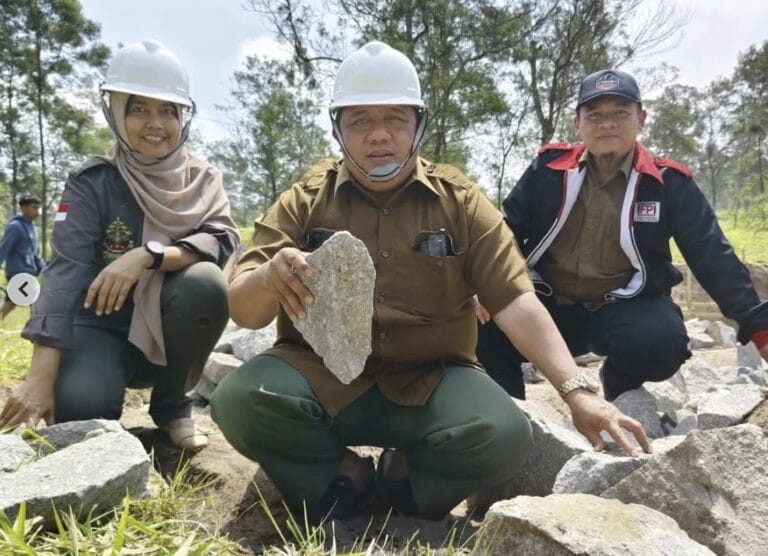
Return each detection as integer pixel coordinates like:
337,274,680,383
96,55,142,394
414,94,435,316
601,298,690,381
211,356,325,436
210,359,261,430
429,400,532,483
486,403,533,483
610,328,690,381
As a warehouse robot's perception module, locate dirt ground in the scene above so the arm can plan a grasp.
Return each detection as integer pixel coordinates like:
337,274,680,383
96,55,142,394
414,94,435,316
3,345,767,554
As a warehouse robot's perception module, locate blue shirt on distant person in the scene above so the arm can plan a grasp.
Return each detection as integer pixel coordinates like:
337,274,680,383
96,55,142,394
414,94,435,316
0,197,45,279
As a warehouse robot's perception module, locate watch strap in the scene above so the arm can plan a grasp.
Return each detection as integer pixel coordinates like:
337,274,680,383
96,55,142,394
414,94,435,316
145,243,164,270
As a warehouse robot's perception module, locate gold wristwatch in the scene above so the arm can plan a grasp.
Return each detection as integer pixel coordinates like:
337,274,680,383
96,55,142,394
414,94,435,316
558,371,600,399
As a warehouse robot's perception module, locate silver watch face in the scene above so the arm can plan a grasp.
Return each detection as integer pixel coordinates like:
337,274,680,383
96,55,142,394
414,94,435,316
146,240,164,255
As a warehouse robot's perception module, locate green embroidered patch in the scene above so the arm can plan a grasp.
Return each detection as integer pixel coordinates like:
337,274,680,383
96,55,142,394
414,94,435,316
103,217,134,263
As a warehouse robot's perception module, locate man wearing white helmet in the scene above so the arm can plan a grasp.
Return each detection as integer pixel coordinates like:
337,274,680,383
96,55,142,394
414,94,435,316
0,40,239,452
213,41,649,523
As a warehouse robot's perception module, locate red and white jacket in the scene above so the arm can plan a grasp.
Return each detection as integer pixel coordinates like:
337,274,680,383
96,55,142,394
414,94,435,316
502,141,768,346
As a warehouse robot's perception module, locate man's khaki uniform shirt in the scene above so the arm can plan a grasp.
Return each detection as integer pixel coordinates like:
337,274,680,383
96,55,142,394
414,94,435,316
234,158,533,415
537,149,636,305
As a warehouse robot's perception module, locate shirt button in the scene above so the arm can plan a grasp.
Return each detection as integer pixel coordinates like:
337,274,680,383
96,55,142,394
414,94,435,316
379,331,386,339
382,208,391,215
382,250,390,258
437,259,444,267
377,295,385,303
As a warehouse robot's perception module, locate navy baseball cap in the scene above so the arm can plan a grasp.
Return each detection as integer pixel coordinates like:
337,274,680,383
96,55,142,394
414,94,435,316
576,69,641,110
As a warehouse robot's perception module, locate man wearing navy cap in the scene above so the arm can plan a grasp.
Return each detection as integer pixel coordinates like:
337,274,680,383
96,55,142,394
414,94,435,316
476,69,768,401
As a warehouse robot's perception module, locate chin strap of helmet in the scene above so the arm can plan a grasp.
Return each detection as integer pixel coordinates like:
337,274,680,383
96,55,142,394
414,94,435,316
100,92,196,165
331,108,428,183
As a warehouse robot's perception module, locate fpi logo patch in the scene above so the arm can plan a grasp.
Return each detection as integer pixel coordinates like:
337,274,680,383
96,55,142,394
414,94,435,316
634,202,660,222
596,72,620,90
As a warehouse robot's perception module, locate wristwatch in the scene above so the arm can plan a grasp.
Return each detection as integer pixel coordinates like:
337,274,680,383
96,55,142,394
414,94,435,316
144,241,165,270
558,371,600,399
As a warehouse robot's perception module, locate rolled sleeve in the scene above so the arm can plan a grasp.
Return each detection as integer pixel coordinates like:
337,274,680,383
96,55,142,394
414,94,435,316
176,224,237,268
465,188,533,316
22,173,101,347
232,184,308,282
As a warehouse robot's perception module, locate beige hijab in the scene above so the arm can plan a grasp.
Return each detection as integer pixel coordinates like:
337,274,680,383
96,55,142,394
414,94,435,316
97,92,238,365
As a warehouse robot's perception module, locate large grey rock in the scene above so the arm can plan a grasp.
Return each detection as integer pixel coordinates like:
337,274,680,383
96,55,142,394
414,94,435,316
202,352,243,385
0,426,151,525
0,435,35,472
611,388,665,439
666,409,699,436
643,372,688,415
737,341,766,370
602,424,768,555
553,436,685,495
482,494,714,556
717,365,767,387
295,231,375,384
231,324,277,361
706,321,737,348
696,384,766,429
33,419,124,454
521,362,545,384
192,352,244,399
682,358,721,403
685,318,710,335
688,331,716,350
214,325,252,354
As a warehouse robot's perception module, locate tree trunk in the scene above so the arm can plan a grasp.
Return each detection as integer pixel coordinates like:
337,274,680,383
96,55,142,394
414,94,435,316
34,28,49,258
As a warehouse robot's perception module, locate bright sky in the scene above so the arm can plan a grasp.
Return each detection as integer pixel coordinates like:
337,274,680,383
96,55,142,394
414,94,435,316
78,0,768,142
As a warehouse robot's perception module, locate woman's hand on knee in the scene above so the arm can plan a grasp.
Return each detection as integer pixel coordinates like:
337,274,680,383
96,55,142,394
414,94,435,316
85,248,150,315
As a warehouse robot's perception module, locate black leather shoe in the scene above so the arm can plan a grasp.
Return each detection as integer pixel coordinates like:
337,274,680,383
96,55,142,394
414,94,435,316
375,448,419,517
305,456,375,524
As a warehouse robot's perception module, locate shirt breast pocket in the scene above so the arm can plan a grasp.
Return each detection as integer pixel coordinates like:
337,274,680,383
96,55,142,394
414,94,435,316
393,251,468,320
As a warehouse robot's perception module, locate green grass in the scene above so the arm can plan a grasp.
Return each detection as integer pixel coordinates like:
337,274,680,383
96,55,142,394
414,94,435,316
669,214,768,264
0,461,243,555
0,465,489,555
718,218,768,263
239,226,254,246
0,302,32,386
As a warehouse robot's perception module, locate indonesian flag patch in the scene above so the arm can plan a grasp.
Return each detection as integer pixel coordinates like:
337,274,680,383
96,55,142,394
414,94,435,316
634,202,660,223
55,202,69,222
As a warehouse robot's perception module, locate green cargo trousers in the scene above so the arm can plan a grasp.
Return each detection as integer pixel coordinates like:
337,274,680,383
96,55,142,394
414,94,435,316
54,261,228,426
211,354,532,518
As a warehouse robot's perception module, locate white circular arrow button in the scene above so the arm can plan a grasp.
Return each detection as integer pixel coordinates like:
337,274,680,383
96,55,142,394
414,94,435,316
6,273,41,307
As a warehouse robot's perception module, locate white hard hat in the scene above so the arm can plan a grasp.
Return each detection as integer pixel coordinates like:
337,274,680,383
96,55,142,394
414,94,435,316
329,41,425,111
100,39,192,107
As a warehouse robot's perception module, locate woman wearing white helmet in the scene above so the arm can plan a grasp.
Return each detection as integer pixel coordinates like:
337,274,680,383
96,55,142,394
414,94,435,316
0,40,239,452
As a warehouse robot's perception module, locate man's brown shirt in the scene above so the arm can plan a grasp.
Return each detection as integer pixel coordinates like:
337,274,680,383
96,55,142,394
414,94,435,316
233,158,532,415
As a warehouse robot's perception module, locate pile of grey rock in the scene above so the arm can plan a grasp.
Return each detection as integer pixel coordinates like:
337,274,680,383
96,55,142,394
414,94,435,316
7,230,763,555
0,420,153,526
477,318,768,555
189,236,768,554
